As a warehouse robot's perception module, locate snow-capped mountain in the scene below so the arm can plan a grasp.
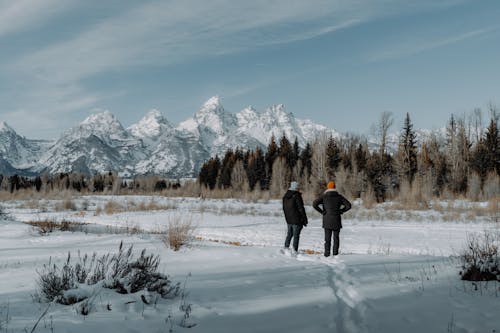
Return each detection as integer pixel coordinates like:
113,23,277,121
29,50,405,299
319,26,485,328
36,111,143,176
128,109,174,142
0,96,337,177
0,121,53,171
178,96,331,157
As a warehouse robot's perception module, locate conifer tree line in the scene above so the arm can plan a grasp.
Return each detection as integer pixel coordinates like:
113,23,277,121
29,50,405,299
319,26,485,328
0,171,182,194
0,108,498,202
199,108,500,202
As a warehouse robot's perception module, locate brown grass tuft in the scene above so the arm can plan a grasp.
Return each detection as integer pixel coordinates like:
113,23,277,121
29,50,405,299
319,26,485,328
161,215,196,251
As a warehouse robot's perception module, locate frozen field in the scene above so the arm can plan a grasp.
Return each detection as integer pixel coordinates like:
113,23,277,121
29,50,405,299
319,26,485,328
0,195,499,333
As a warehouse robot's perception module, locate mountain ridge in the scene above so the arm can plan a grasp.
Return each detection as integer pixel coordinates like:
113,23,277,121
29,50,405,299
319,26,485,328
0,96,336,177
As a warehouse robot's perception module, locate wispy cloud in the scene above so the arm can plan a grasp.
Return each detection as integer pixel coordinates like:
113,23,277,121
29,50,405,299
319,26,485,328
0,0,475,137
12,0,467,84
368,27,496,62
0,0,74,37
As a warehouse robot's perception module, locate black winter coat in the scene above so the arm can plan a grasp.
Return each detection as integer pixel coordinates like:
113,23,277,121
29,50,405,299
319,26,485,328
282,190,308,226
313,190,351,230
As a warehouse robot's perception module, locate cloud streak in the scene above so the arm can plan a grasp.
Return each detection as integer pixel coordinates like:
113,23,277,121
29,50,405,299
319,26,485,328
368,27,496,62
12,0,467,85
0,0,74,37
0,0,480,138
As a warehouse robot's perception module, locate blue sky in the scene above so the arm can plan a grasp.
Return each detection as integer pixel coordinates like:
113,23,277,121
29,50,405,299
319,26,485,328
0,0,499,139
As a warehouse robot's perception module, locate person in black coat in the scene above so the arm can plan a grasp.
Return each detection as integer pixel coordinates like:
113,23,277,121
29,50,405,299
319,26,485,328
282,181,308,253
313,181,351,256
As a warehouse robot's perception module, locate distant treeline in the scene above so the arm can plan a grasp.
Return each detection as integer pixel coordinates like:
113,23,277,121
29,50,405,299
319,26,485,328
1,110,498,203
198,110,500,202
0,172,181,194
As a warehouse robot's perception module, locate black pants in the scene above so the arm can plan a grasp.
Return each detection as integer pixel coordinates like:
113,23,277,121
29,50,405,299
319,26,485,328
284,224,303,252
324,228,340,256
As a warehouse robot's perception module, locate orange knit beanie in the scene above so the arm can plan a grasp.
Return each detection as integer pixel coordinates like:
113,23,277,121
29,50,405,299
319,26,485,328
327,181,335,189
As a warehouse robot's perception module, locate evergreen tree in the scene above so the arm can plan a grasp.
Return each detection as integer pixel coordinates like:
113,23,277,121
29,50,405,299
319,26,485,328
325,135,341,178
199,156,221,190
219,150,235,189
278,134,293,169
366,149,394,202
484,118,500,175
291,137,300,170
246,148,266,190
470,117,500,184
264,135,279,189
354,143,368,172
396,113,418,184
470,139,489,183
299,143,313,180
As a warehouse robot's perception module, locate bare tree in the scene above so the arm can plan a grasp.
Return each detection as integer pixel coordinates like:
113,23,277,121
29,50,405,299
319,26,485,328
446,115,470,194
231,160,248,193
469,108,483,144
310,132,329,194
373,111,394,156
269,157,288,198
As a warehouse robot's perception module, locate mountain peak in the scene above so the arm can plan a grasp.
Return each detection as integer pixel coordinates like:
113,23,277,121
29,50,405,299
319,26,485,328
81,110,117,125
129,109,172,139
203,95,221,107
0,121,15,134
68,110,127,140
199,96,224,115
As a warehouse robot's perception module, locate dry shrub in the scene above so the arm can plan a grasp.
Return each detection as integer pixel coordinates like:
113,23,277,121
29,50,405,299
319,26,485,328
361,185,377,209
396,179,429,210
483,172,500,200
460,231,499,281
134,198,177,211
104,200,124,215
161,215,196,251
20,199,42,210
487,196,500,223
37,242,181,304
25,220,88,234
195,237,243,246
467,172,482,201
94,206,103,216
55,199,77,211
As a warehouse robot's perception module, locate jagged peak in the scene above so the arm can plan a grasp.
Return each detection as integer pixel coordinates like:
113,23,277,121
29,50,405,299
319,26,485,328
81,110,118,126
144,108,163,119
129,109,172,139
64,109,127,140
240,105,257,113
0,121,15,133
266,104,286,114
136,109,169,126
262,104,294,124
198,95,224,115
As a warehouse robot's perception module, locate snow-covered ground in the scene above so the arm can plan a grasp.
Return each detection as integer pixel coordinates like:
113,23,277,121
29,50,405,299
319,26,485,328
0,195,498,333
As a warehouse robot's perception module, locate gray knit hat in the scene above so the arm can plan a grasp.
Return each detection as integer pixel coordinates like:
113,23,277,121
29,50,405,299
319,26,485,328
289,181,299,191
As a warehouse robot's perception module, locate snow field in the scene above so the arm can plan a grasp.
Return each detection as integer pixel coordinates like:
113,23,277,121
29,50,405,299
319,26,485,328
0,196,499,333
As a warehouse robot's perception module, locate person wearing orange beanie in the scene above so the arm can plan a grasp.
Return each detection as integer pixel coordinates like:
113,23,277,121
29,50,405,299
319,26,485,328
313,180,351,256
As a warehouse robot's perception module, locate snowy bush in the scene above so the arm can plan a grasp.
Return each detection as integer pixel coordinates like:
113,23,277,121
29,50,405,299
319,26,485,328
0,204,8,219
37,242,180,304
459,231,499,281
26,219,88,234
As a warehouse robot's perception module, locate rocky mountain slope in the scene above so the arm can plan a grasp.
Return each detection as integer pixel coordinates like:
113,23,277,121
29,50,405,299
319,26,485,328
0,96,335,177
